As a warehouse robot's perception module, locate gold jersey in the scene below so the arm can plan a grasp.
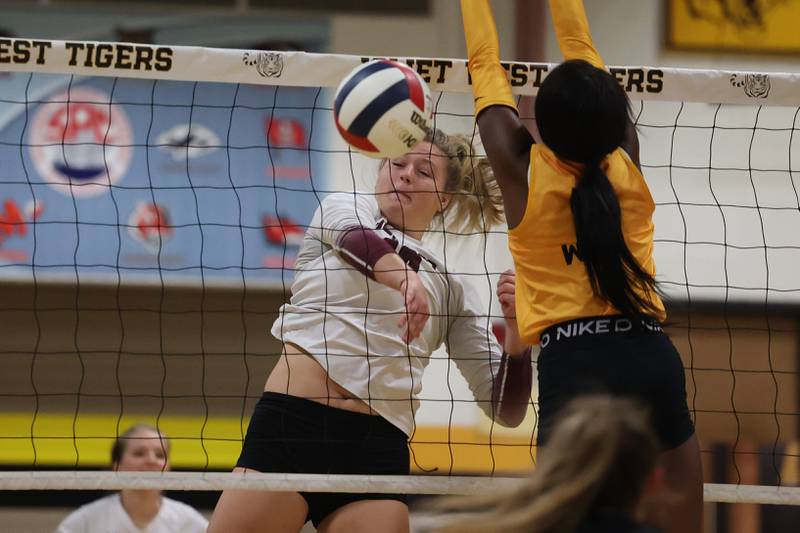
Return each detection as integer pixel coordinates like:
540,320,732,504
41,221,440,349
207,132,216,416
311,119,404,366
508,144,666,344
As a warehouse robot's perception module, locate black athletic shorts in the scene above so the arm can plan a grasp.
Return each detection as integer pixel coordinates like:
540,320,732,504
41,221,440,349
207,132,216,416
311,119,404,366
536,315,695,450
236,391,409,528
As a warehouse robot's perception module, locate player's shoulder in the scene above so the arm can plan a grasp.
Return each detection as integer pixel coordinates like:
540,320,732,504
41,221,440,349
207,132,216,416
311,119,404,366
611,147,650,193
321,191,353,204
321,191,378,210
320,191,380,218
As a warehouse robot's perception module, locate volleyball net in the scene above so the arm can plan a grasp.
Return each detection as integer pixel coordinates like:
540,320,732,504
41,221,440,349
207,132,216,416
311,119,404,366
0,39,799,504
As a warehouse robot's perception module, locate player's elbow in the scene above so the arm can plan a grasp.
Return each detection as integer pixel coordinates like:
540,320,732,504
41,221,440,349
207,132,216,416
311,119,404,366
495,400,528,428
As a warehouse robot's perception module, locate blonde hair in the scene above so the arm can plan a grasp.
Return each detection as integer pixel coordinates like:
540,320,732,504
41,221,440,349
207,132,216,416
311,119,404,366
424,396,660,533
425,128,504,232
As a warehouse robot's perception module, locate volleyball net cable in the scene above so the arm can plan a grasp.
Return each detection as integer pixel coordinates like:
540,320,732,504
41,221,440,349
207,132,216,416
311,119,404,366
0,39,799,503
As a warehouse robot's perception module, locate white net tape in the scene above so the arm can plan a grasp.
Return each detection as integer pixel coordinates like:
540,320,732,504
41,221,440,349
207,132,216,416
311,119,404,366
1,38,799,105
0,472,798,505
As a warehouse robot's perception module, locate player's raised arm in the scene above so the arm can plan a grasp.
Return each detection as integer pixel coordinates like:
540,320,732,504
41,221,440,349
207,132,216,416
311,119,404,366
461,0,533,229
549,0,642,166
549,0,604,68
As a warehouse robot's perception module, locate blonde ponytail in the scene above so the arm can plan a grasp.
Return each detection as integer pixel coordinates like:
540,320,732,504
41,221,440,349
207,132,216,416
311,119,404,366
425,129,504,232
420,396,660,533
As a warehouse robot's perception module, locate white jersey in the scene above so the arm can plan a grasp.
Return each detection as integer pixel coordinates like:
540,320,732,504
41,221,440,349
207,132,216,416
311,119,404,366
55,494,208,533
271,192,504,436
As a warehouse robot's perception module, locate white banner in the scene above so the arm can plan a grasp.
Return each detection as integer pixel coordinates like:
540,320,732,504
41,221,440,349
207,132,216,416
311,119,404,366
1,37,799,106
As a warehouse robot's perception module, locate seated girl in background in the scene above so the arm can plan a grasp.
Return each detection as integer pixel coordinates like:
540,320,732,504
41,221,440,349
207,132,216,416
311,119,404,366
56,424,208,533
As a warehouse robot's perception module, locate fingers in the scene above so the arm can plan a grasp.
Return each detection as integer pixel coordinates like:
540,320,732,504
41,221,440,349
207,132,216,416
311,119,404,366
498,292,515,309
497,268,515,284
497,280,515,297
398,311,427,343
400,298,429,342
496,269,515,288
496,271,516,299
397,277,430,343
496,269,517,319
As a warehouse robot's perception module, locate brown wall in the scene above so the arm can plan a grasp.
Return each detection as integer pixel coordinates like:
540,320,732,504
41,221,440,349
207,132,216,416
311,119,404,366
1,281,798,467
666,309,799,445
0,281,287,423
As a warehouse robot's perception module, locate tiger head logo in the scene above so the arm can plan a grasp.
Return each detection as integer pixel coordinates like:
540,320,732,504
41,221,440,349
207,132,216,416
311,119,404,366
243,51,284,78
730,73,771,98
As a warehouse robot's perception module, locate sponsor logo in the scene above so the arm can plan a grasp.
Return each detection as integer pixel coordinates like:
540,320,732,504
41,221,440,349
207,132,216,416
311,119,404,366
243,51,284,78
410,110,429,131
263,214,304,247
0,198,42,262
387,119,418,149
128,202,173,253
266,117,306,149
540,317,662,348
156,123,220,160
730,73,771,98
29,87,133,197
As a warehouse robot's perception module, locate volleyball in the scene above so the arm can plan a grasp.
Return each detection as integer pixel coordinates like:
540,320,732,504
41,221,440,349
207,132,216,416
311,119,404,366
333,60,433,159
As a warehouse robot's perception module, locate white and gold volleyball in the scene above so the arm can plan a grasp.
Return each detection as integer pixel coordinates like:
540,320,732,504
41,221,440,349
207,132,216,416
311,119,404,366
333,60,433,159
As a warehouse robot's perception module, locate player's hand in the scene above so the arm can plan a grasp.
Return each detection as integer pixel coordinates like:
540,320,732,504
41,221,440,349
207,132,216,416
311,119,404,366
398,272,430,343
496,269,517,324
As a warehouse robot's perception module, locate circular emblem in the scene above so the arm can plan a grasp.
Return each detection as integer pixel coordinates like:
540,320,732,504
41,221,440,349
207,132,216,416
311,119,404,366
29,87,133,197
128,202,173,253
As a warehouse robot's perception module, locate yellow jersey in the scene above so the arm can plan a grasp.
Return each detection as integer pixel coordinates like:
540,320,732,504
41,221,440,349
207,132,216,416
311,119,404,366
508,144,666,344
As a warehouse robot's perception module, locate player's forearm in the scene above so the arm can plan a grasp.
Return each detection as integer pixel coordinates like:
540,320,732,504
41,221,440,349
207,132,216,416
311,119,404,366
493,347,533,427
503,319,528,357
373,252,412,291
461,0,517,117
548,0,605,68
